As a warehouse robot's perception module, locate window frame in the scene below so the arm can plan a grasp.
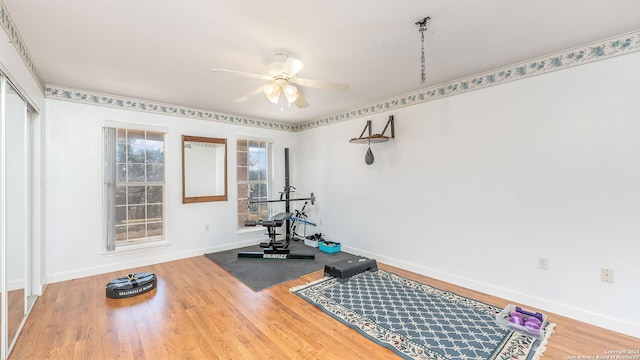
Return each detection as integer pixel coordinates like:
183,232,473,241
102,121,168,252
236,137,274,232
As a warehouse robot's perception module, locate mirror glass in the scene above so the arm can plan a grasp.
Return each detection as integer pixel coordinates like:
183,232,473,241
182,135,227,203
5,83,27,351
0,78,3,356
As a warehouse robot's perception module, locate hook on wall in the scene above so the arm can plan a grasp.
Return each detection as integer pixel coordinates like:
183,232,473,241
349,115,395,165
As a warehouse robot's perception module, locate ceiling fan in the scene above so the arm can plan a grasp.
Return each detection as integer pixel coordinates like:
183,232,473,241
210,53,350,108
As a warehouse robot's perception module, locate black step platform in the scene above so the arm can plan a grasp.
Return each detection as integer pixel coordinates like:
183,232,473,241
324,257,378,281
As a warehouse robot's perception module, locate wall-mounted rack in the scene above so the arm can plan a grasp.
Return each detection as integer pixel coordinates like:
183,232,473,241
349,115,395,144
349,115,395,165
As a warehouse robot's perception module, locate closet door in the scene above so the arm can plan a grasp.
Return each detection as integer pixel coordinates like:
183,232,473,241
0,75,4,360
1,77,30,358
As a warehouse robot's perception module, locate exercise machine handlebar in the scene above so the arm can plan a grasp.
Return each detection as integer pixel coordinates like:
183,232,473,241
249,192,315,206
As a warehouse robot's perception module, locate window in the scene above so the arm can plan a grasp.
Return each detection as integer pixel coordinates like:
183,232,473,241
103,124,166,251
237,139,272,229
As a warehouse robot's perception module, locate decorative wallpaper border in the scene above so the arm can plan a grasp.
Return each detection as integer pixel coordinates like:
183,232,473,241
0,1,46,91
45,85,295,131
293,30,640,132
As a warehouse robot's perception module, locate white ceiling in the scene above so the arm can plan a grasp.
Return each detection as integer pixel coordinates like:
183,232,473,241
4,0,640,124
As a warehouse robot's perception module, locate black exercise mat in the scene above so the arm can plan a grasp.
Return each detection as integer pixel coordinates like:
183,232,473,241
204,240,360,292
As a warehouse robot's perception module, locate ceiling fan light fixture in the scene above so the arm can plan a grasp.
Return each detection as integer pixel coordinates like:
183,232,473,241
216,53,349,108
283,84,299,104
264,84,281,104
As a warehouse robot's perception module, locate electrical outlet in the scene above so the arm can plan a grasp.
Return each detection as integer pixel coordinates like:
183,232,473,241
601,268,614,284
538,257,549,270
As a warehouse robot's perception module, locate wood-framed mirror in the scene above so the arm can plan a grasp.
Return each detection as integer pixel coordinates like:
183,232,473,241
182,135,227,203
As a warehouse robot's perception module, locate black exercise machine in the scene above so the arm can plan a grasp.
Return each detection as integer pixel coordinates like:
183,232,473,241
239,212,314,259
238,148,315,260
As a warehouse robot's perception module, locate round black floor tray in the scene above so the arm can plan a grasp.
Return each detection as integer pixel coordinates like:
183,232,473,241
106,272,157,299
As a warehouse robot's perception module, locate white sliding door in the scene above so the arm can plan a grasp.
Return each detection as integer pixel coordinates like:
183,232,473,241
0,74,34,359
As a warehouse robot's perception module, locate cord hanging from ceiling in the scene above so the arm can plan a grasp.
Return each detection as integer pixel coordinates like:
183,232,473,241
415,17,431,84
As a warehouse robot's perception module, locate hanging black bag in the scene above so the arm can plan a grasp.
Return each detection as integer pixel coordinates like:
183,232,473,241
105,272,157,299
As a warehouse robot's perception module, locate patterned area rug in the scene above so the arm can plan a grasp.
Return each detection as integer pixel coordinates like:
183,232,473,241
291,270,554,360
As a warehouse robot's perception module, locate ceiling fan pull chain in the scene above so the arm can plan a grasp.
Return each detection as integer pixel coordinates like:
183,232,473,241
416,17,430,84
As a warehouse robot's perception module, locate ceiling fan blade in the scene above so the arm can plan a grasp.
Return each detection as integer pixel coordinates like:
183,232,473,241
210,68,274,81
235,85,266,103
280,57,305,77
292,77,350,92
294,93,309,108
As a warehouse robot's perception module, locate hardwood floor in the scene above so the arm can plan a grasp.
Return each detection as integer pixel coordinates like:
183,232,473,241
10,256,639,359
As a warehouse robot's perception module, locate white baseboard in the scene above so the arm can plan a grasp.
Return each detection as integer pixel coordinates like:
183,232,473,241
36,283,46,296
46,239,259,284
6,278,25,292
342,245,640,339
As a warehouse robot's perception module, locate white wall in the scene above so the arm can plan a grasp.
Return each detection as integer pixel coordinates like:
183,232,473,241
44,99,297,282
295,52,640,337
